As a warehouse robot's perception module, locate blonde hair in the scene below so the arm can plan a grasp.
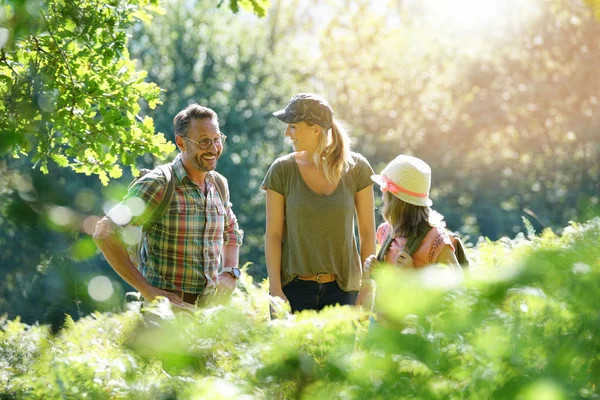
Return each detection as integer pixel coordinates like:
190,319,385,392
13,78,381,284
307,119,355,184
382,192,445,238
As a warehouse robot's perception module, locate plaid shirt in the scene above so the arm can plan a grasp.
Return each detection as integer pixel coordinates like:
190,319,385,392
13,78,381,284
119,154,243,294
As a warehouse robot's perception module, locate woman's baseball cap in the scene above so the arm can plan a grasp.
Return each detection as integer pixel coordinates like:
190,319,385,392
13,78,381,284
371,155,433,207
273,93,334,130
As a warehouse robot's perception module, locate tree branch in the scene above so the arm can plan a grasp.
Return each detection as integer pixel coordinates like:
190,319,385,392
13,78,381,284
40,7,76,87
0,50,23,79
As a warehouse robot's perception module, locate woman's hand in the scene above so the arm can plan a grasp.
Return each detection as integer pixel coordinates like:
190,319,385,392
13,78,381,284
269,287,290,318
269,287,289,303
395,251,415,269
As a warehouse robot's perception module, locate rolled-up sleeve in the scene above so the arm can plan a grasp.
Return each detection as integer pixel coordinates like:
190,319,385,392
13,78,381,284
223,206,243,247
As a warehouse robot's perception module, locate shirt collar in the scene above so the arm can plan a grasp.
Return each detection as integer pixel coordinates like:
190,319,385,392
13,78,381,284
172,153,215,185
172,153,188,183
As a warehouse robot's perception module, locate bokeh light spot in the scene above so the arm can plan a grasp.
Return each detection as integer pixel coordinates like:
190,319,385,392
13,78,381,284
83,216,101,235
107,203,132,225
13,173,34,193
75,189,98,212
519,379,566,400
48,206,76,226
38,92,56,113
88,276,114,302
0,28,8,49
122,225,143,246
72,237,97,261
124,196,146,217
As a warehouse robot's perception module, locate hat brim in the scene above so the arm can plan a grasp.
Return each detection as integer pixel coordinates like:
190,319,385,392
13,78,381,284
371,174,433,207
371,174,386,188
273,109,301,124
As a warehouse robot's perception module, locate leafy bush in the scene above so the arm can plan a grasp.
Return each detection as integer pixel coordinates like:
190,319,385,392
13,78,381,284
2,218,599,399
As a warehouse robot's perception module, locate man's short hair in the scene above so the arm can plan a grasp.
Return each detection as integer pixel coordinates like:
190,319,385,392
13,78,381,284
173,104,219,138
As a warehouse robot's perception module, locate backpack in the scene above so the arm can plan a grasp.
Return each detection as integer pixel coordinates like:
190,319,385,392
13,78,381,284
376,226,471,267
127,164,230,266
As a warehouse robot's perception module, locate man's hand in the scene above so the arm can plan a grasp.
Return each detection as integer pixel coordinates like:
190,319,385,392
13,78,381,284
216,272,237,302
94,216,117,240
140,286,185,307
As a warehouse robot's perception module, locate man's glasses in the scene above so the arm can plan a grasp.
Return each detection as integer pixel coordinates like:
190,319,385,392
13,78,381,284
183,134,227,150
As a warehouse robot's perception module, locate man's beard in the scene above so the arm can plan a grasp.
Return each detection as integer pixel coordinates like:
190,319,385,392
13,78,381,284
192,153,219,172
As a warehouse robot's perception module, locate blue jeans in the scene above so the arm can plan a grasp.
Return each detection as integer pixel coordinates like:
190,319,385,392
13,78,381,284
282,277,358,313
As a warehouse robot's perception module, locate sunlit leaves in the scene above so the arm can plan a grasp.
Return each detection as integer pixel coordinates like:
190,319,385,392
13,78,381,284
225,0,270,17
0,0,176,184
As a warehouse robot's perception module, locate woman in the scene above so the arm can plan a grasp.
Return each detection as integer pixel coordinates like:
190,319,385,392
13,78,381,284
262,93,376,313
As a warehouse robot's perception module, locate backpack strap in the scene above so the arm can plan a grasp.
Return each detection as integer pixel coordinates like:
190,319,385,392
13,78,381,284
141,164,175,231
209,171,230,207
404,226,432,256
376,225,432,263
376,231,396,262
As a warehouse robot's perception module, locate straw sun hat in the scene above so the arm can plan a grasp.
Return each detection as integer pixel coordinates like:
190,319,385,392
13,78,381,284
371,155,433,207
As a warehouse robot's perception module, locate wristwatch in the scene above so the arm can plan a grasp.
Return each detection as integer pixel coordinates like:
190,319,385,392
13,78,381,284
222,266,241,279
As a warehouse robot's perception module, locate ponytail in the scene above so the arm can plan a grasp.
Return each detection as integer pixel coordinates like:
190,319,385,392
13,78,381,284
310,119,356,184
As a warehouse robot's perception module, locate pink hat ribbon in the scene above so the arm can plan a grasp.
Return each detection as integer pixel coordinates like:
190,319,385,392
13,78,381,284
380,174,428,198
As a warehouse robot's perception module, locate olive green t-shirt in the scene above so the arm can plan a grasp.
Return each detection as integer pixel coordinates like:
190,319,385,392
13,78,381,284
261,152,374,292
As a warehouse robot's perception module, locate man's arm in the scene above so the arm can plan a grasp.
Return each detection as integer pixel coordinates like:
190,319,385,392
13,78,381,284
93,217,185,306
217,199,244,298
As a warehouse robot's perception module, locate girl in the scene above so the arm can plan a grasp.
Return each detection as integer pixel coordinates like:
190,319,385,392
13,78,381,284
262,93,376,313
358,155,461,309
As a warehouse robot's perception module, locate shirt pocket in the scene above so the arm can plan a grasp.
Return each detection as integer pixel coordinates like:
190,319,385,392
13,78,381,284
171,196,202,214
210,189,226,215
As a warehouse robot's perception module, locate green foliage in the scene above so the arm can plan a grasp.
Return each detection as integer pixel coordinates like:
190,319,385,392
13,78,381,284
0,0,175,184
0,0,270,185
224,0,270,17
2,219,599,399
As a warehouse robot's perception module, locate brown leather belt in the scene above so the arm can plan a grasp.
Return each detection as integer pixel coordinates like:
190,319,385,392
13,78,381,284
166,289,199,305
298,273,336,284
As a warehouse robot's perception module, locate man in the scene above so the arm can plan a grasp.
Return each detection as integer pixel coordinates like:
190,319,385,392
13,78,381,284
94,104,244,307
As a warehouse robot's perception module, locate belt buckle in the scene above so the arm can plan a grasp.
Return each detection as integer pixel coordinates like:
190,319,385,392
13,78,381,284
316,273,324,284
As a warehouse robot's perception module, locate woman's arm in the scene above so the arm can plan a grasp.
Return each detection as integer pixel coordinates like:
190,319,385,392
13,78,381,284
355,185,376,266
265,189,288,302
355,185,376,308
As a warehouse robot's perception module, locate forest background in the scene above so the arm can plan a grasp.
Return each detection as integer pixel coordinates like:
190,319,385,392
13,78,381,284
0,0,598,324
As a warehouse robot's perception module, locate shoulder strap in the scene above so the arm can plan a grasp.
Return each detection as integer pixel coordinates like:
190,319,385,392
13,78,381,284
404,226,432,256
209,171,230,207
376,225,433,262
376,230,396,262
142,164,175,231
